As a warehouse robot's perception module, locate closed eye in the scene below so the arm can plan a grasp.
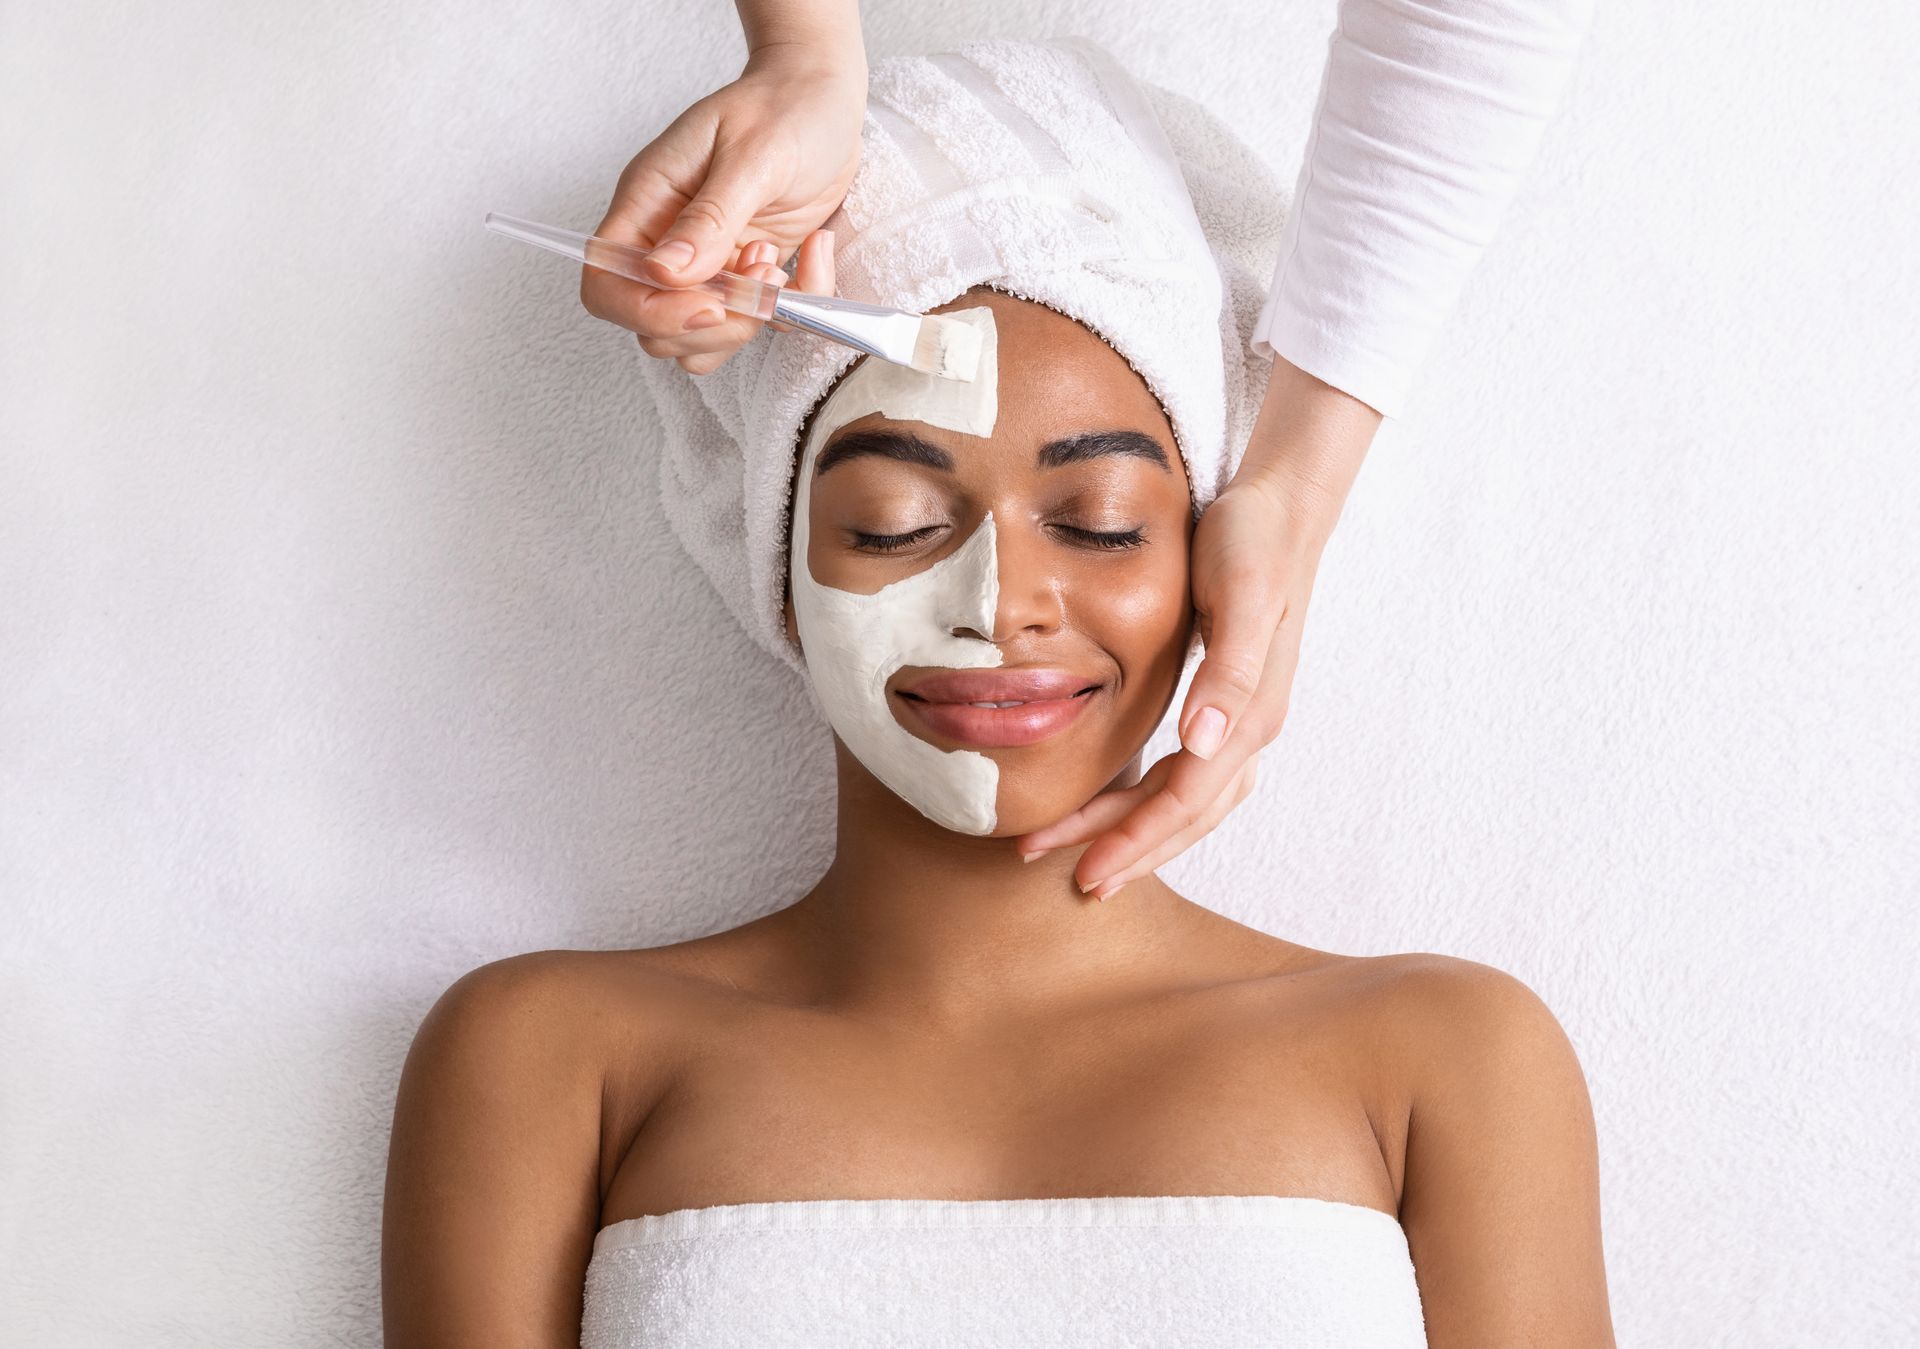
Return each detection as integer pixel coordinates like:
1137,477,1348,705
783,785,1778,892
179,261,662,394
850,525,1146,553
851,526,941,553
1059,526,1146,551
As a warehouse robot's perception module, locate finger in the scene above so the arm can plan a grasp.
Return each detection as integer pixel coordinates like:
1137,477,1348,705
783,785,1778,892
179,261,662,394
1179,566,1290,761
644,150,773,287
674,258,789,372
1091,758,1260,900
584,263,731,341
636,249,783,360
1072,736,1261,889
682,236,822,353
647,232,830,368
582,124,719,333
761,230,832,335
751,241,799,333
591,105,722,250
790,228,836,296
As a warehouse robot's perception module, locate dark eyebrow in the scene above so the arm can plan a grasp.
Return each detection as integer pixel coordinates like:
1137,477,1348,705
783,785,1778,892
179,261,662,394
1036,429,1172,472
814,428,954,477
813,427,1172,477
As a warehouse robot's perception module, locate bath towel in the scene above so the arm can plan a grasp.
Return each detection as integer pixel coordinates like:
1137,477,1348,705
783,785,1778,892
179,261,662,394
581,1195,1428,1347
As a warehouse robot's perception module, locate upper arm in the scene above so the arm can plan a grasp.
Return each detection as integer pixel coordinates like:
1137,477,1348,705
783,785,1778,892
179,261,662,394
382,952,605,1349
1393,957,1615,1348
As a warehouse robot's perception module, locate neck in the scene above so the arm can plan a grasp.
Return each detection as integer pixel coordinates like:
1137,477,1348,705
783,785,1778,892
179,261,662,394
777,746,1197,1025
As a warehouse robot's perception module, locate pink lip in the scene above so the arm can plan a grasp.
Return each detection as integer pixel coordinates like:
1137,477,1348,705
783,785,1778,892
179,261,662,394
893,667,1104,749
901,668,1099,703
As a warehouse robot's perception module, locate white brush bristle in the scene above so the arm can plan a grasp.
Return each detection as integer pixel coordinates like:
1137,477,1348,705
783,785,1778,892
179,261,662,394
911,315,984,382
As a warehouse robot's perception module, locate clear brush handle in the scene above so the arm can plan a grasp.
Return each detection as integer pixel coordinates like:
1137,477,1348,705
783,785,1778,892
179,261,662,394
483,211,781,321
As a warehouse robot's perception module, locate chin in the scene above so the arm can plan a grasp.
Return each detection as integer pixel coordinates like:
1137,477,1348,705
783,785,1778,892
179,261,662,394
983,784,1103,838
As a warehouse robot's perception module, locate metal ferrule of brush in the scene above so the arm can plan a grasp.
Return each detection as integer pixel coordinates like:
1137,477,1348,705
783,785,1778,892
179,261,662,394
770,289,923,367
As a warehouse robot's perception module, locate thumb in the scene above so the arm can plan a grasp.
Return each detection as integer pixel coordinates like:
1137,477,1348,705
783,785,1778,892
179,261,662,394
1179,576,1283,762
646,151,769,286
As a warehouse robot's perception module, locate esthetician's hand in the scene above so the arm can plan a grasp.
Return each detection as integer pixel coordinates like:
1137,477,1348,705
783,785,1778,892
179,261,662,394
580,33,866,375
1013,356,1383,901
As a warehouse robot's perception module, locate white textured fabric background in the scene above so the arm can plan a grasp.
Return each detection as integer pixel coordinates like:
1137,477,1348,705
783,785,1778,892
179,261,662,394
2,2,1914,1345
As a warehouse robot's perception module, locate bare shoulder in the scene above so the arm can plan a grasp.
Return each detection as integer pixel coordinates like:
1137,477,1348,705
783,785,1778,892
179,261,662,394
1222,937,1572,1036
409,933,770,1078
1146,910,1584,1090
407,947,668,1071
384,940,771,1345
390,951,616,1201
426,909,792,1025
385,950,613,1346
1336,950,1595,1151
1353,952,1614,1347
403,950,605,1087
423,946,607,1013
392,943,734,1184
1363,951,1586,1071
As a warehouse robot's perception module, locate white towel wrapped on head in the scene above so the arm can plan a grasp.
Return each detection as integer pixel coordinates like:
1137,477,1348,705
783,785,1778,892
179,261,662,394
638,37,1289,681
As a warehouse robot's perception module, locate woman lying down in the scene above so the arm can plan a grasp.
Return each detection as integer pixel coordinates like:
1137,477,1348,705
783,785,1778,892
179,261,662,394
382,36,1612,1349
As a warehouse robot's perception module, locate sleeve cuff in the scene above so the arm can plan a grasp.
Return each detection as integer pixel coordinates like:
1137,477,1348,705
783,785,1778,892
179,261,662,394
1250,282,1413,421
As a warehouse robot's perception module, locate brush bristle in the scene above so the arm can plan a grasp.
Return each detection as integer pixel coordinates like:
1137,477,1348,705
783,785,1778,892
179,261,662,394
911,315,984,382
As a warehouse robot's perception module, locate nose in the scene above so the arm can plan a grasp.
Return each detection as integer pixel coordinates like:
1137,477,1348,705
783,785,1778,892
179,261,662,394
987,509,1065,644
939,510,1062,644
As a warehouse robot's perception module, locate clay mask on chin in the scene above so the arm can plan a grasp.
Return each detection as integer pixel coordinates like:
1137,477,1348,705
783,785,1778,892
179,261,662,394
788,306,1004,835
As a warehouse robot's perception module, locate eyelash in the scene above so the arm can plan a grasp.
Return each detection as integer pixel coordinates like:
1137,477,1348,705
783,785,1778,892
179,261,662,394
853,525,1146,553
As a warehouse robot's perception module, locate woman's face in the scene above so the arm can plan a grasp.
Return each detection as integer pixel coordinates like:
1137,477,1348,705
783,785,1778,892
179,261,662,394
784,287,1195,836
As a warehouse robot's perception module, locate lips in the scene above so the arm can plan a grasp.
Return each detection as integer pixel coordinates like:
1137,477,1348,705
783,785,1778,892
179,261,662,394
899,668,1100,703
894,667,1103,748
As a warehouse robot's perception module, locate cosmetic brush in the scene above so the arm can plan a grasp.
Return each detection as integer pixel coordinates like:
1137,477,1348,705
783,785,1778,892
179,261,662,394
483,212,983,383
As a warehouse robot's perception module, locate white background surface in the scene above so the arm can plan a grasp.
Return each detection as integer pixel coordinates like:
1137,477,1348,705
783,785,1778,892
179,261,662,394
4,1,1915,1344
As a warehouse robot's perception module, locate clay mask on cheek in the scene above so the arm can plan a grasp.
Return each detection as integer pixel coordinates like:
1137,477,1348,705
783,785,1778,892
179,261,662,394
789,306,1005,834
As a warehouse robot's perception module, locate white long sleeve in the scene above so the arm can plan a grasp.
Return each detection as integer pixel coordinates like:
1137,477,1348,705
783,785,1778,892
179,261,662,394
1253,0,1596,418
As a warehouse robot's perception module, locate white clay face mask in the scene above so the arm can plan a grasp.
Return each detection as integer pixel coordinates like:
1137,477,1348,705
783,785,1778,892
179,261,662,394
789,305,1005,835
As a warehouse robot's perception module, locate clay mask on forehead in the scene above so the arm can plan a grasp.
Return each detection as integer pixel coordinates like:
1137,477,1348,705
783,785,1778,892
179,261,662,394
788,306,1005,835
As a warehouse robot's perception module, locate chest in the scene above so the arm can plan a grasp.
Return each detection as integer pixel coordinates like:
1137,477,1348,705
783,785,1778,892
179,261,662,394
599,989,1402,1224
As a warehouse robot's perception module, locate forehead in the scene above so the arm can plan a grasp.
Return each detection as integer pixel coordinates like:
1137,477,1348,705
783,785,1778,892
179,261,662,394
948,289,1171,437
809,288,1182,480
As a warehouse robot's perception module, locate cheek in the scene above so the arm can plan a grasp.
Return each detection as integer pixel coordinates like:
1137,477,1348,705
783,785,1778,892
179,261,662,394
1074,537,1192,656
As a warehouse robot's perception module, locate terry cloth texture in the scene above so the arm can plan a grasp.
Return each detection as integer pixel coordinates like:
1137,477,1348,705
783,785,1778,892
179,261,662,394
580,1195,1428,1348
636,36,1288,681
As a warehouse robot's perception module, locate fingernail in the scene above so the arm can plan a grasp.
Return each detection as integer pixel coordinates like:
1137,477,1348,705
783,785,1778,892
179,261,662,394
651,240,695,271
683,308,725,331
1078,877,1103,895
1184,706,1227,761
1095,879,1128,902
1020,848,1052,863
